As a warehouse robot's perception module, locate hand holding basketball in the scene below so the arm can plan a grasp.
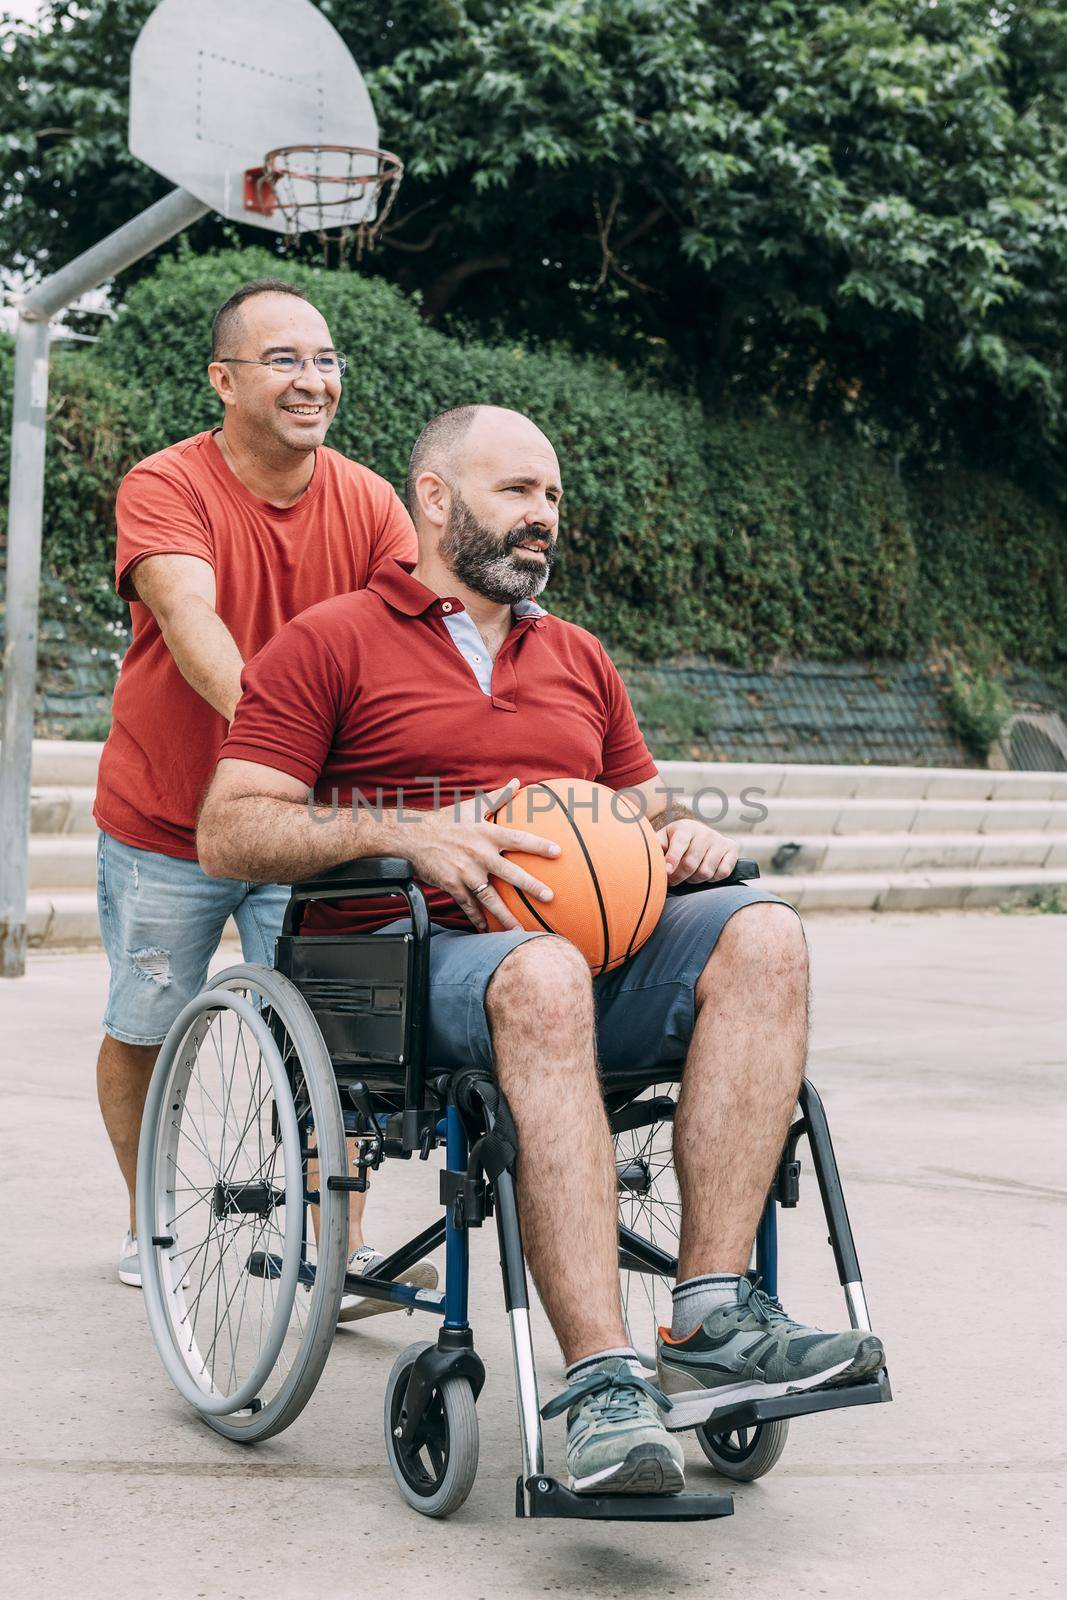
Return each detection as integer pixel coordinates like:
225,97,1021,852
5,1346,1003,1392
485,778,668,974
408,777,561,934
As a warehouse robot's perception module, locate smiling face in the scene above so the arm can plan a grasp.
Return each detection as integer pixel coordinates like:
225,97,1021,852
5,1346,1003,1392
435,409,563,603
208,291,341,458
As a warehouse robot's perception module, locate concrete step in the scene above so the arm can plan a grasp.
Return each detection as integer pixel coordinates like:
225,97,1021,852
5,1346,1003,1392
741,831,1067,875
29,825,1067,892
27,739,105,787
26,891,240,948
760,866,1067,911
27,787,1067,849
714,795,1067,836
659,759,1067,802
26,865,1067,945
31,786,96,835
26,891,103,947
29,836,98,888
18,749,1067,839
18,745,1067,803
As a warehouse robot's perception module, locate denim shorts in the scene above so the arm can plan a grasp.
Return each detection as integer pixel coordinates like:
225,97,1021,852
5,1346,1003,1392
97,831,291,1047
375,881,795,1077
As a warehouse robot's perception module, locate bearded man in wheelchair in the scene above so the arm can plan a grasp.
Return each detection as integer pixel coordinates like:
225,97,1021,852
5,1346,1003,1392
196,404,886,1496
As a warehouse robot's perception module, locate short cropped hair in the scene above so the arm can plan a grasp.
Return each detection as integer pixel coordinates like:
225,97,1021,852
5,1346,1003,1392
405,405,482,512
211,278,310,361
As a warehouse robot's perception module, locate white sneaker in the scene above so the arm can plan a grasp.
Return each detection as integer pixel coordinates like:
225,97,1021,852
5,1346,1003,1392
337,1245,439,1324
118,1230,141,1288
119,1230,190,1289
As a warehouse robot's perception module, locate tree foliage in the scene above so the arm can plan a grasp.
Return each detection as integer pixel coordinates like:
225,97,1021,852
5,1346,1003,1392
5,248,1065,671
2,2,1067,487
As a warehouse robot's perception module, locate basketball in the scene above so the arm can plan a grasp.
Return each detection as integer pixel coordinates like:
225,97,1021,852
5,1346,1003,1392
485,778,667,975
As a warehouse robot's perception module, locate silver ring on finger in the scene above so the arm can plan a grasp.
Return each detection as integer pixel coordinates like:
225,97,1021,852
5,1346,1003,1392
471,880,491,899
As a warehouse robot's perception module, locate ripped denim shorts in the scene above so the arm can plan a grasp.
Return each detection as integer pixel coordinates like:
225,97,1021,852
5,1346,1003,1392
97,831,289,1047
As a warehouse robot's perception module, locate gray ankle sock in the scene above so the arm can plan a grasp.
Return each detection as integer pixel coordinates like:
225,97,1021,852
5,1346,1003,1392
566,1346,644,1382
669,1273,741,1340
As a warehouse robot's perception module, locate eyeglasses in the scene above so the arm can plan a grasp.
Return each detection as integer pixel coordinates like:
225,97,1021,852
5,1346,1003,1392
218,353,348,377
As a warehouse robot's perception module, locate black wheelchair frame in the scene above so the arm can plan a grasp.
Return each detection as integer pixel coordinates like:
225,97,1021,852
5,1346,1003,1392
266,855,892,1522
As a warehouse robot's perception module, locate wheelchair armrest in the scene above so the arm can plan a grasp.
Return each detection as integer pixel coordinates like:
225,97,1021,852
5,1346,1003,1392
667,857,760,895
292,856,415,894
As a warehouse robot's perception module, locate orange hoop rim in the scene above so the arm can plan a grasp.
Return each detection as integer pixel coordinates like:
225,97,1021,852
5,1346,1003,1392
265,143,403,186
245,144,404,211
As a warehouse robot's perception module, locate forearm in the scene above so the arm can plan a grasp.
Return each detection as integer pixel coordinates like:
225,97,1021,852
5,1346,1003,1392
197,790,414,882
646,796,695,831
160,596,245,722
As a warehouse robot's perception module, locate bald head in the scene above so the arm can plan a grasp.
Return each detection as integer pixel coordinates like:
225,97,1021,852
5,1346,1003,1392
407,405,563,605
405,405,558,512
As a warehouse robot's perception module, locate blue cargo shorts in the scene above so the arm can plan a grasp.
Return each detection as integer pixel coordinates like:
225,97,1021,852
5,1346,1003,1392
375,881,796,1076
97,831,290,1046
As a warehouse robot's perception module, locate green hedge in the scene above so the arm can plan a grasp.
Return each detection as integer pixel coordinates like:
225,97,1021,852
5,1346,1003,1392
0,336,129,628
907,471,1067,668
3,246,1067,668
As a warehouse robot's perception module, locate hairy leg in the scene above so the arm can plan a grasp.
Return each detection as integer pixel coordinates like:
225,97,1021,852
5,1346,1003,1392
97,1034,159,1234
487,937,625,1366
674,904,809,1280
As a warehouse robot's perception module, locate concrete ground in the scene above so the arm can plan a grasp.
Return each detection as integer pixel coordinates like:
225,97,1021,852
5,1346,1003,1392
1,912,1064,1600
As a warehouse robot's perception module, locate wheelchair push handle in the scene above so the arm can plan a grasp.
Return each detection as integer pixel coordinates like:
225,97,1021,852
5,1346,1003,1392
293,856,414,893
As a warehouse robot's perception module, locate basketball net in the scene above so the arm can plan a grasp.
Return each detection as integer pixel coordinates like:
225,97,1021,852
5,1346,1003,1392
244,144,404,264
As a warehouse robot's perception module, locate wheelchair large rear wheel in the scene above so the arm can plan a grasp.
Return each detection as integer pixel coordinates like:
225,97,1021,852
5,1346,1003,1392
613,1085,680,1368
613,1084,789,1481
137,964,348,1443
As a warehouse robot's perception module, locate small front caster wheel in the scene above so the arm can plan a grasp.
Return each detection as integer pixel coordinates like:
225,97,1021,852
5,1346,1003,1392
696,1418,789,1481
384,1341,479,1517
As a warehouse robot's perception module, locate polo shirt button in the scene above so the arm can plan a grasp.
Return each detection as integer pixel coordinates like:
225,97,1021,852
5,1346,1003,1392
442,602,453,613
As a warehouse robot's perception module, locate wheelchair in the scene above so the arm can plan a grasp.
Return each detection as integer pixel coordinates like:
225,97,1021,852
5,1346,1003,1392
136,857,890,1522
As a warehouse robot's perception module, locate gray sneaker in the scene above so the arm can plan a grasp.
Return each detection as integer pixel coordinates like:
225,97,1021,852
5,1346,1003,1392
541,1357,686,1495
657,1278,885,1431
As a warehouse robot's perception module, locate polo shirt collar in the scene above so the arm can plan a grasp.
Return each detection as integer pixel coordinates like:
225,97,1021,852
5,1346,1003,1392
369,558,547,620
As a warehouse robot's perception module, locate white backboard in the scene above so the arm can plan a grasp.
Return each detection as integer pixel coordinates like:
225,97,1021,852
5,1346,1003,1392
129,0,381,235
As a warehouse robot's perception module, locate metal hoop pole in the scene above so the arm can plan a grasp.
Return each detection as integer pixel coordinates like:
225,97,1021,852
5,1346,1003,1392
0,187,208,976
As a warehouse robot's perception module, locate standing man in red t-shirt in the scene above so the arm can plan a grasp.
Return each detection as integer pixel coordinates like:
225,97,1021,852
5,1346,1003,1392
94,277,431,1311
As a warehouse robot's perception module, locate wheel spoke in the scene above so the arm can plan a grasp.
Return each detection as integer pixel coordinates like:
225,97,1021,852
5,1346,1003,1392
142,973,345,1432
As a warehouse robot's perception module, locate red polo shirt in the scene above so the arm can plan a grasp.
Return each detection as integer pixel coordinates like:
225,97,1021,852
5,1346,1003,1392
94,431,416,858
218,559,658,933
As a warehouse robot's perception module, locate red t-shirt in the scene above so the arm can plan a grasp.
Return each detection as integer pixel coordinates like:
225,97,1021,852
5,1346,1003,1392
94,430,417,858
218,559,658,933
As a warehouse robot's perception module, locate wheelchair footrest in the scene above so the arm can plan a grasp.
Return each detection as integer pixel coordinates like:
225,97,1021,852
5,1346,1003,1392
517,1476,733,1521
703,1369,892,1435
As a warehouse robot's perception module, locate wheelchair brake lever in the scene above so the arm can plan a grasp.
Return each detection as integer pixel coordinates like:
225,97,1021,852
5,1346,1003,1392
344,1081,386,1188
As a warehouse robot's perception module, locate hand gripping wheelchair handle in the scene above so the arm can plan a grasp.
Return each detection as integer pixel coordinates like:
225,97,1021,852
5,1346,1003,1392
667,856,760,894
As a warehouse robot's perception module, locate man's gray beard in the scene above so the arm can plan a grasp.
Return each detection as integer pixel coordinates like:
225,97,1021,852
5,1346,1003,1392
441,495,555,604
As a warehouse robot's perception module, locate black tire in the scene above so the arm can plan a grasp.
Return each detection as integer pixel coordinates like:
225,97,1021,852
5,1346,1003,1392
384,1341,479,1518
696,1418,789,1481
137,964,348,1443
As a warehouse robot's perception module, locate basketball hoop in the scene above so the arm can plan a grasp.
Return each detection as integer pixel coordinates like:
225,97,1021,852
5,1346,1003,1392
244,143,404,261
